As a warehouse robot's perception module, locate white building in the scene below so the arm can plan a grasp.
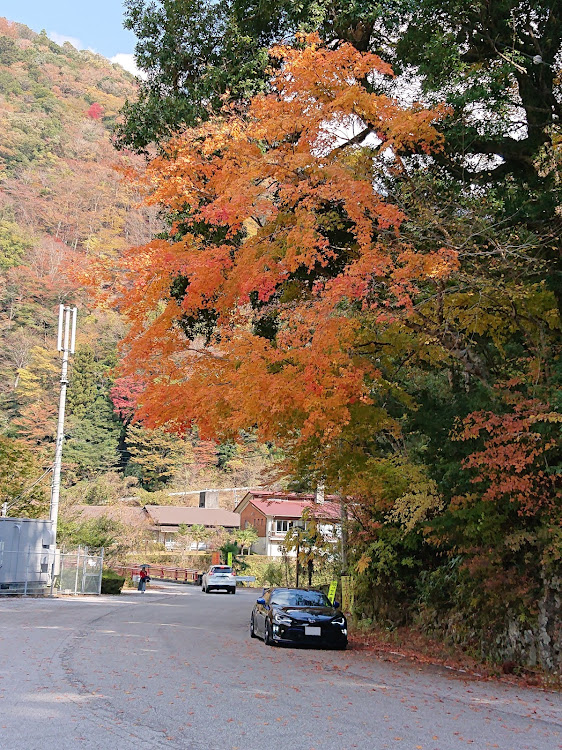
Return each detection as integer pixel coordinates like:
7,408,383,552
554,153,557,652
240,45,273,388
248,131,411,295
234,491,341,557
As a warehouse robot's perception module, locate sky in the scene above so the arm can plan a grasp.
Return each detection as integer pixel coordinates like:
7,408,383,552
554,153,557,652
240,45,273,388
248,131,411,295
1,0,140,75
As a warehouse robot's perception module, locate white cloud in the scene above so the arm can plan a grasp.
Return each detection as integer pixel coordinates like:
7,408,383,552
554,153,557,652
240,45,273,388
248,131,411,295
48,31,84,50
110,53,146,79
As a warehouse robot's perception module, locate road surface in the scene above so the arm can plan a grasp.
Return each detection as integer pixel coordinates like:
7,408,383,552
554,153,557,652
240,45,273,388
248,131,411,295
0,582,560,750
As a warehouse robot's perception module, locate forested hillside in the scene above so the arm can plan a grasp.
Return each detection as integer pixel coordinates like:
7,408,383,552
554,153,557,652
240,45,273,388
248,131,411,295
0,17,137,514
0,17,278,520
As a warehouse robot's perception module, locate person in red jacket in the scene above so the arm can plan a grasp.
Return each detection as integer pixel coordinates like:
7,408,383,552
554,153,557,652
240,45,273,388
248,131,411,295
138,566,150,592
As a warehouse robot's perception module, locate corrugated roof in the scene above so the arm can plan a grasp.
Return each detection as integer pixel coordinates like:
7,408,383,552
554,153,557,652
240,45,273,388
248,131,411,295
143,506,240,528
247,499,341,520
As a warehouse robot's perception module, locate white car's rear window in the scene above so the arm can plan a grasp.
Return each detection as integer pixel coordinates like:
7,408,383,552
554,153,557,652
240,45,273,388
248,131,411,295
211,566,232,574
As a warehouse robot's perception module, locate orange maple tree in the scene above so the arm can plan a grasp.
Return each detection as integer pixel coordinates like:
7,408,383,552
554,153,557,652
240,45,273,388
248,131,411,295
111,36,453,452
456,384,561,516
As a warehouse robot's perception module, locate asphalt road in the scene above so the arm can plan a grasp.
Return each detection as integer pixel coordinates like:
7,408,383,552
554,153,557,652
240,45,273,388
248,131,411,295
0,582,560,750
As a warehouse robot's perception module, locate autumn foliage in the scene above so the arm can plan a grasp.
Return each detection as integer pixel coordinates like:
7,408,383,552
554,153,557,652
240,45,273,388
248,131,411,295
114,37,452,450
87,102,104,120
457,386,561,516
101,27,562,670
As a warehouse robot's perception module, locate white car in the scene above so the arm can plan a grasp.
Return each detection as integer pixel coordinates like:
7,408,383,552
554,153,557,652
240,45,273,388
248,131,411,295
202,565,236,594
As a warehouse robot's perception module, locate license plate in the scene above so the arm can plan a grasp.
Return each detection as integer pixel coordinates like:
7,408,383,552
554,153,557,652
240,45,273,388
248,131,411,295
304,626,321,636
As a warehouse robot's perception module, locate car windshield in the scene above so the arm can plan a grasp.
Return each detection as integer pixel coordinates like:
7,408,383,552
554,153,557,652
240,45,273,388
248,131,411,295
211,567,231,574
271,590,330,607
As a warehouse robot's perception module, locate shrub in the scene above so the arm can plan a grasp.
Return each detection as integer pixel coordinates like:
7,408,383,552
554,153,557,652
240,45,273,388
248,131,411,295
101,569,125,595
262,562,284,587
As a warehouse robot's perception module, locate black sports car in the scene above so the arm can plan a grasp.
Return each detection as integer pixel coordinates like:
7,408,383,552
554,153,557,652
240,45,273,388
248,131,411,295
250,587,347,649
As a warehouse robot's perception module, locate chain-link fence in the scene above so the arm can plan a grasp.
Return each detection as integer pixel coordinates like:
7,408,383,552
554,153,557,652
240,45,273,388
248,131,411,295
57,548,104,595
0,547,104,596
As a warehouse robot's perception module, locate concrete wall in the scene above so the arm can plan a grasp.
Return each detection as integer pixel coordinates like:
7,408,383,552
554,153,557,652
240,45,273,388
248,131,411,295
251,537,267,555
199,490,219,508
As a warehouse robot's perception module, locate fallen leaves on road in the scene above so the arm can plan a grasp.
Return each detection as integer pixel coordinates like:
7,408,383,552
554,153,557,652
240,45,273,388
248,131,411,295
349,626,561,691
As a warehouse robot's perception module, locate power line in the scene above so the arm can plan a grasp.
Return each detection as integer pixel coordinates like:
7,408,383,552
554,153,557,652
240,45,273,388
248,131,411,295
1,466,53,516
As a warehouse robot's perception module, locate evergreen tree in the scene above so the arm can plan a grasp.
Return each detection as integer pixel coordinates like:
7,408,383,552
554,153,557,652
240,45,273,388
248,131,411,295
65,344,122,481
67,345,98,418
64,395,122,480
117,0,270,151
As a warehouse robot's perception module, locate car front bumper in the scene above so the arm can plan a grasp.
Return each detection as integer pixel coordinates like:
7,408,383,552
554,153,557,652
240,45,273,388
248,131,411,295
271,622,347,647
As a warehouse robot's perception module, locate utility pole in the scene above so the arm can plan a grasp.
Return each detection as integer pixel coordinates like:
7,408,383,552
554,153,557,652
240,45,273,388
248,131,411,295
340,497,348,575
50,304,77,549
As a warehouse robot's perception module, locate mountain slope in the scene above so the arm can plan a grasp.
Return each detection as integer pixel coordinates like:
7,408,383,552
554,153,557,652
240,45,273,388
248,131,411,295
0,17,149,476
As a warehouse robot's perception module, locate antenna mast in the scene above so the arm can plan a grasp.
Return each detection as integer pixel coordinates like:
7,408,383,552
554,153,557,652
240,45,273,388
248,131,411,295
50,304,77,547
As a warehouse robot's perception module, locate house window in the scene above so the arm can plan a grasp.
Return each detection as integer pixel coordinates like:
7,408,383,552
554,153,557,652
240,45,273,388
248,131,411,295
275,520,293,533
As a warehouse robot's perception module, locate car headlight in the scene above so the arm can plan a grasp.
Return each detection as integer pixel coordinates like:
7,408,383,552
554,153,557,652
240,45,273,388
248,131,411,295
273,612,293,625
331,616,346,627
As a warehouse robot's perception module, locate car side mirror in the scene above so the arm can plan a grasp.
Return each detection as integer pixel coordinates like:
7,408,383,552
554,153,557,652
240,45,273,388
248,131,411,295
256,597,266,605
333,601,340,609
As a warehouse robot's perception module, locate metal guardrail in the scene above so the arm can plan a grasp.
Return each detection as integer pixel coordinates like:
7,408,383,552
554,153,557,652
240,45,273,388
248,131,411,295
111,564,199,583
110,566,258,586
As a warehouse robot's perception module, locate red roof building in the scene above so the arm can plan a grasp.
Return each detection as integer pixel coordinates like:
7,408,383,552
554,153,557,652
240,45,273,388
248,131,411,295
234,490,341,557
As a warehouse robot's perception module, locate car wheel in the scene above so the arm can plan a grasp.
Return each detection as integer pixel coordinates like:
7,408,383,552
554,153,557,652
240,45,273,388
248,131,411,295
230,587,236,595
335,642,348,651
264,622,275,646
250,615,257,639
206,587,211,593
